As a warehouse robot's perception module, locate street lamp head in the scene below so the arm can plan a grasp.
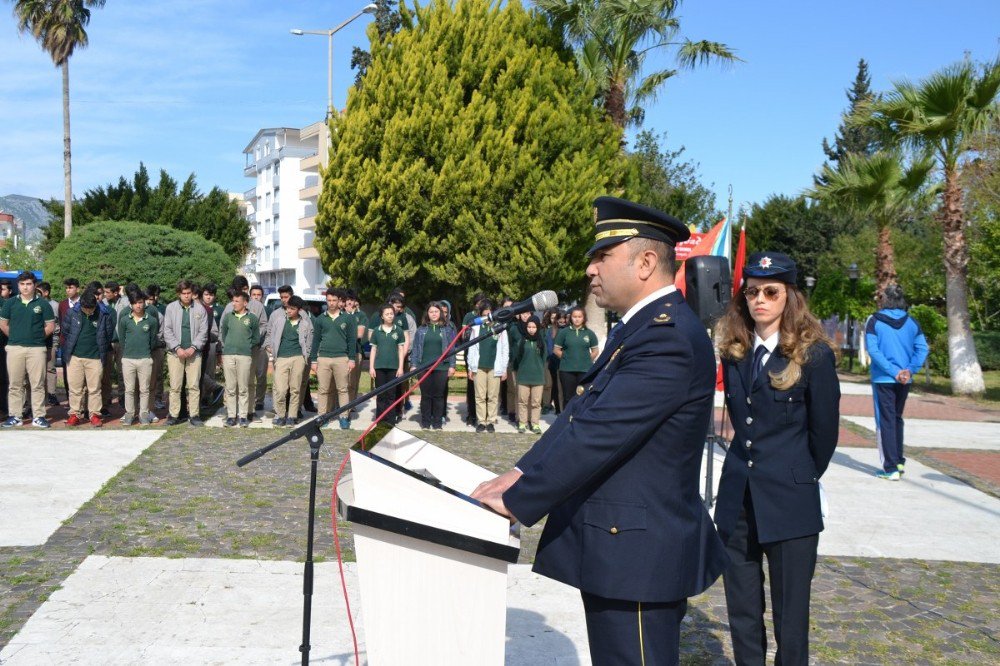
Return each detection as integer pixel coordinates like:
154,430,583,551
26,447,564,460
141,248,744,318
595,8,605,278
362,3,378,13
805,276,816,289
847,263,860,282
290,29,304,35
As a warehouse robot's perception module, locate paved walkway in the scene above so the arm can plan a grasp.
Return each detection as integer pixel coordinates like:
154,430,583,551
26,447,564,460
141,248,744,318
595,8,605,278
842,416,1000,450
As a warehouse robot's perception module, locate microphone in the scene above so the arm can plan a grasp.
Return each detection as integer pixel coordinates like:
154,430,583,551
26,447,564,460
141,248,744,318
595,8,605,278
473,290,558,326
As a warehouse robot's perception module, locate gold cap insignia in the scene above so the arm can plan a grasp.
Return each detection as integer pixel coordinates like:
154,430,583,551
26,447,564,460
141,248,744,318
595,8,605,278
654,313,671,323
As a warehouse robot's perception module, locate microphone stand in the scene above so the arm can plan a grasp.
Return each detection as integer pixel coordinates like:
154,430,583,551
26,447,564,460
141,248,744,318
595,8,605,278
236,320,512,666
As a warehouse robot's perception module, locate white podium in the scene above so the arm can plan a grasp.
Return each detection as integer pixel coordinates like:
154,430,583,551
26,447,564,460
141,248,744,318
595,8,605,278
336,426,520,666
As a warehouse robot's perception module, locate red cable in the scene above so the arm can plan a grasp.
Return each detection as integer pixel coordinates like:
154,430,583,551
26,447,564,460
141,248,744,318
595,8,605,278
330,325,470,666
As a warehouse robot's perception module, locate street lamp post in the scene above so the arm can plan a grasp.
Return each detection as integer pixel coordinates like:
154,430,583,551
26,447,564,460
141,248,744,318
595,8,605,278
805,275,816,298
291,3,378,118
847,263,859,373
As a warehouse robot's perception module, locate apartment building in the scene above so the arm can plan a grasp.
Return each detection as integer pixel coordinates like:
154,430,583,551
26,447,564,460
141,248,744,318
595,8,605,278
242,125,330,294
0,212,18,249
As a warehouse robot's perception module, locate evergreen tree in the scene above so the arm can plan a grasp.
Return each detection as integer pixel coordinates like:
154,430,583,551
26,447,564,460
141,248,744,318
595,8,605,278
317,0,623,306
744,195,840,290
821,59,880,166
350,0,403,89
41,163,251,261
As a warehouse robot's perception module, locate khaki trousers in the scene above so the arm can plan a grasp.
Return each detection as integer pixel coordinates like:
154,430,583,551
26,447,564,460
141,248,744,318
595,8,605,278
167,352,202,418
223,354,253,418
6,345,47,419
248,346,268,409
67,356,103,417
517,384,543,426
121,357,153,420
273,356,306,419
474,369,501,425
149,347,166,410
316,357,351,414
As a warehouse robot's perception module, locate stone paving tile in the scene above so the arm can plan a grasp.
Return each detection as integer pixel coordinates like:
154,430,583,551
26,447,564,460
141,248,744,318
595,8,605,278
838,390,1000,422
913,449,1000,499
1,428,998,664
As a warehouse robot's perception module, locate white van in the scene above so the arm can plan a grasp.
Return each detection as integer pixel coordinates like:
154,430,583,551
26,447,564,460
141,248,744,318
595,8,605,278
263,292,328,318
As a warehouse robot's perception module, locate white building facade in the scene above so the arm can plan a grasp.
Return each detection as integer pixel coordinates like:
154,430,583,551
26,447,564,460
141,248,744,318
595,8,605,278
243,125,330,295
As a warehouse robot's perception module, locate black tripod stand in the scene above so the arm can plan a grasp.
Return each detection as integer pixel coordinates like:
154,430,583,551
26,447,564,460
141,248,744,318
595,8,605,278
236,320,511,666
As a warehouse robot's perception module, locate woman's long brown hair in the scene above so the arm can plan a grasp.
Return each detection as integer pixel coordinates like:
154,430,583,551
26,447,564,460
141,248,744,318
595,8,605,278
715,284,836,390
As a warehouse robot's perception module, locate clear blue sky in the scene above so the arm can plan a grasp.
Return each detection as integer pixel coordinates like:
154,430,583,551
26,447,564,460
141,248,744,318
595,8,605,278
2,0,998,217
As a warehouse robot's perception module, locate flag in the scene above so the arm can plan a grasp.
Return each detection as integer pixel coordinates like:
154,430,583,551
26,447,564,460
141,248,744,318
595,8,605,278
674,216,731,295
731,225,747,297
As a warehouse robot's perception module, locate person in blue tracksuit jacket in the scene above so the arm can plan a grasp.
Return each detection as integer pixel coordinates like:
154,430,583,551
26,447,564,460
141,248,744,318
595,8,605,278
865,284,929,480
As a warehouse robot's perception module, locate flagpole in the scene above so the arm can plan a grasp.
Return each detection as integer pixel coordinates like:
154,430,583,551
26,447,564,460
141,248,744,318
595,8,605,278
727,185,734,271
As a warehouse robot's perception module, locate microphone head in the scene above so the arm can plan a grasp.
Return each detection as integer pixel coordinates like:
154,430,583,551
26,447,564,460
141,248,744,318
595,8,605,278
532,290,558,312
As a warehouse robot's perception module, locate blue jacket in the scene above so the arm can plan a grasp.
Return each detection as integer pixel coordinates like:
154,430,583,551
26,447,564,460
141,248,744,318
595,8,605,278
715,343,840,544
410,324,457,370
865,309,929,383
503,290,728,603
62,306,115,363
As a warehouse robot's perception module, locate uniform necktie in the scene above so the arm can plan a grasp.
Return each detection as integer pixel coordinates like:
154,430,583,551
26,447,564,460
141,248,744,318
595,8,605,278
606,323,621,349
751,344,767,384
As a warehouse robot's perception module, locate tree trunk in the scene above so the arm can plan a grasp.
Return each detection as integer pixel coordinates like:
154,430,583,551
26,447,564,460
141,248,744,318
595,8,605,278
583,278,608,348
940,168,985,395
62,60,73,238
873,222,897,303
605,79,627,129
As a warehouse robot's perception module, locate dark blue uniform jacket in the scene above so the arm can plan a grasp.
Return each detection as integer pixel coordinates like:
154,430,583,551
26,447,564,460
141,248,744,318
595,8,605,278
503,290,729,603
714,343,840,544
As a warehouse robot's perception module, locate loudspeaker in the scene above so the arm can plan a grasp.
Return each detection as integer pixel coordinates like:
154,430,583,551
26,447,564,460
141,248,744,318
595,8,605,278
685,255,732,327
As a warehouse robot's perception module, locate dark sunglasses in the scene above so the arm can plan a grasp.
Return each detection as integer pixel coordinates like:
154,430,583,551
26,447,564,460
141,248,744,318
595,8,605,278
743,285,784,301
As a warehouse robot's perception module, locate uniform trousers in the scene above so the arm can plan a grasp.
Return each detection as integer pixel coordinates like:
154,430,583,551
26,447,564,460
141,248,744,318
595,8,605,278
222,354,253,418
373,369,402,420
46,343,57,396
723,490,818,666
474,370,501,425
67,356,103,417
6,345,47,419
167,352,202,419
582,591,687,666
121,357,152,421
149,347,165,410
517,384,542,426
0,342,8,417
102,342,124,406
201,341,222,396
874,382,910,472
419,370,448,428
316,357,351,414
559,370,586,410
272,356,305,420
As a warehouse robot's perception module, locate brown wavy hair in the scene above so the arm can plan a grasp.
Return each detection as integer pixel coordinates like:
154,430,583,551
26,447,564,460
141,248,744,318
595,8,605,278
715,284,836,390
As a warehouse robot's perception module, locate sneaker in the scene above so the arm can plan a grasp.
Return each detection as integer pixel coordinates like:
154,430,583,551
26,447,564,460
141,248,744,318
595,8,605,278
288,417,299,426
486,423,495,433
2,416,23,428
517,423,527,433
90,414,103,428
897,463,905,476
139,414,152,425
531,424,542,435
238,418,249,428
476,423,487,433
121,416,135,426
66,414,82,427
224,417,237,427
32,417,51,428
875,469,900,481
165,416,179,426
146,412,159,423
273,417,286,427
339,417,351,430
189,417,204,427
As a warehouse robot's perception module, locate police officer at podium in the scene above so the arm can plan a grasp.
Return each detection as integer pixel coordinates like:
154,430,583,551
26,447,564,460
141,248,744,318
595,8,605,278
473,196,728,665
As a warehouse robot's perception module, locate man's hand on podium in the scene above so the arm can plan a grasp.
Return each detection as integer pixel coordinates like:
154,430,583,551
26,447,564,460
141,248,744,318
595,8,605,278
471,469,522,523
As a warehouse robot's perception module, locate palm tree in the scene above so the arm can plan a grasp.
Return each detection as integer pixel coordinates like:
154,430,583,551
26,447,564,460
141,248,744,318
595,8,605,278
535,0,740,128
855,58,1000,395
11,0,106,239
809,151,937,302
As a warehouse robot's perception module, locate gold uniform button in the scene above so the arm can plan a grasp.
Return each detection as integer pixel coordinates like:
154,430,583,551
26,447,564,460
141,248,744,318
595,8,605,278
576,386,585,395
610,526,619,535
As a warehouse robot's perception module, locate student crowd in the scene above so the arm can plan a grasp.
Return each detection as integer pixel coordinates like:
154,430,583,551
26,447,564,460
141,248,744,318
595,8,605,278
0,272,600,433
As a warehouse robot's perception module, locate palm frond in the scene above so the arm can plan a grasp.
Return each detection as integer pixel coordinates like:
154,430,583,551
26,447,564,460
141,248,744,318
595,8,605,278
676,39,742,69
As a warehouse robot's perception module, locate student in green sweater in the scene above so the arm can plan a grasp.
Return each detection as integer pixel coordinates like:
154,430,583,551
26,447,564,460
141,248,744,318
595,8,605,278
269,296,314,427
311,288,356,429
220,289,260,428
117,288,159,425
554,306,599,409
513,315,547,434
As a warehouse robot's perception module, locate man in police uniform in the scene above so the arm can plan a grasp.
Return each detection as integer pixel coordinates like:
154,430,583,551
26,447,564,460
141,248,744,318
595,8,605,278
473,196,728,665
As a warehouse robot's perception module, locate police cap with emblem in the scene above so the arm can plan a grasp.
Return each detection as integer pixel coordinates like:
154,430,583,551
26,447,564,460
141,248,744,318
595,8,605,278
743,251,797,285
587,196,690,257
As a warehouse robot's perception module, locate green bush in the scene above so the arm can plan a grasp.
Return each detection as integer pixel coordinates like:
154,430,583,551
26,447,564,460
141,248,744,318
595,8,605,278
908,304,948,375
972,331,1000,371
43,220,236,301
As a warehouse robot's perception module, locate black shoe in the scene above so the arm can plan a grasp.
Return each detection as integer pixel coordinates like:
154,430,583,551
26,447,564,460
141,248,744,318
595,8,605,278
238,418,249,428
288,417,299,425
476,424,486,433
223,417,236,427
47,393,59,406
486,424,496,433
189,417,204,427
433,424,443,430
273,417,286,427
303,400,317,413
404,400,413,412
297,409,304,419
255,402,265,412
245,413,254,423
165,417,179,426
100,407,111,417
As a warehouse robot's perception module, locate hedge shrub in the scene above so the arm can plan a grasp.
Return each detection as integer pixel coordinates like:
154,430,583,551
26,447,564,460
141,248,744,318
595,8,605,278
972,331,1000,371
44,220,236,301
908,304,948,376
